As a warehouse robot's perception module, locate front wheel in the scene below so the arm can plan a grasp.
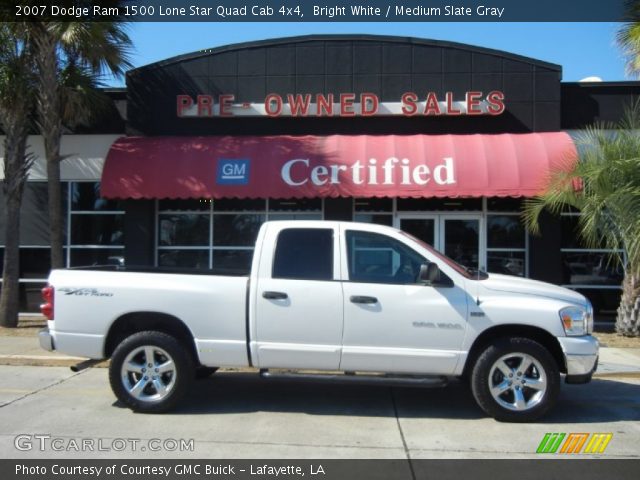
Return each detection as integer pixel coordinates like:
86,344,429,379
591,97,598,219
471,337,560,422
109,331,194,413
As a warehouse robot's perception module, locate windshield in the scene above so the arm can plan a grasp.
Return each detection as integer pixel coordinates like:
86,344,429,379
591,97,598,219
399,231,488,280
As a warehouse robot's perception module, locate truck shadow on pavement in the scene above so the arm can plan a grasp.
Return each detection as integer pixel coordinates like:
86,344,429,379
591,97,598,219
120,372,640,423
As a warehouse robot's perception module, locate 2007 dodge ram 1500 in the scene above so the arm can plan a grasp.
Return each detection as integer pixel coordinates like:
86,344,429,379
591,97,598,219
39,221,598,422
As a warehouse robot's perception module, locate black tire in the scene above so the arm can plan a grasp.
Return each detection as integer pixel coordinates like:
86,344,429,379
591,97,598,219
109,331,194,413
195,366,219,380
470,337,560,422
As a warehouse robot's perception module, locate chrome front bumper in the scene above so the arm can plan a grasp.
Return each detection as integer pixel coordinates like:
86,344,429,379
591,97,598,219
38,328,54,352
558,335,599,382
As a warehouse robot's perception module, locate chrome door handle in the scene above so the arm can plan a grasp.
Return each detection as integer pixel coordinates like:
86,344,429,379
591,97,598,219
350,295,378,304
262,291,288,300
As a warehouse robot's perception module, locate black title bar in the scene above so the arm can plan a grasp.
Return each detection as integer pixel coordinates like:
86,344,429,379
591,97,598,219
4,459,640,480
0,0,631,22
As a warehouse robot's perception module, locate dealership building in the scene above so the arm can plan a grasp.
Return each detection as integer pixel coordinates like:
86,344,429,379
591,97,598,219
0,35,637,318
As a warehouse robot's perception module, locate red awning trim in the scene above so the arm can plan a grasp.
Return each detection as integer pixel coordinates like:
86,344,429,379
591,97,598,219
100,133,577,200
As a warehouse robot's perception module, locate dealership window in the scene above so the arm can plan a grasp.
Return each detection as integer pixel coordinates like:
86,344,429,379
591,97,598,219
397,198,483,211
485,199,527,277
486,197,523,212
353,197,529,277
156,198,323,271
560,212,623,318
486,200,527,278
560,212,624,286
68,182,125,267
354,198,393,226
0,181,122,312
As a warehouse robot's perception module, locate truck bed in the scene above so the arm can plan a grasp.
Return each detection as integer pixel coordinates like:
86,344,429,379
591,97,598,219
48,267,250,366
68,265,251,277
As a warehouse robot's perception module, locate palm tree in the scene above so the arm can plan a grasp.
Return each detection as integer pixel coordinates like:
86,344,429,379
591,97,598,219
32,14,132,269
618,1,640,76
0,25,36,327
524,106,640,336
0,21,111,327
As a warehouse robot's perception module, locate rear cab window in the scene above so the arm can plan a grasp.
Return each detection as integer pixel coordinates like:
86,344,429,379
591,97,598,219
272,228,334,281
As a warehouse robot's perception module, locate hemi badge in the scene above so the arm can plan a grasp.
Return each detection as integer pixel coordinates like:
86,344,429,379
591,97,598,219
470,311,485,317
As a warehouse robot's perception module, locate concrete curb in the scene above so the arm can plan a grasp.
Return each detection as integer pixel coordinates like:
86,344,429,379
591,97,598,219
0,355,93,368
593,371,640,379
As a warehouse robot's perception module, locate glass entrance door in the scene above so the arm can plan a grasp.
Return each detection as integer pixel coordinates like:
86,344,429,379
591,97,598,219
397,214,483,271
398,216,438,248
439,216,482,270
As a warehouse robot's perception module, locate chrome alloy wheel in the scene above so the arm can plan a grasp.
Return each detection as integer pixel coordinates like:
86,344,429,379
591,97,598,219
488,352,547,411
120,345,177,403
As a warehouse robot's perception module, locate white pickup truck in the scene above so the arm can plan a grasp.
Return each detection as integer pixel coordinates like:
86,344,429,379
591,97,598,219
39,221,598,422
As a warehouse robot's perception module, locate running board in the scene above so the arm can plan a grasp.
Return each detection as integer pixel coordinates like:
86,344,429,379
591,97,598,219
259,370,448,388
70,359,103,372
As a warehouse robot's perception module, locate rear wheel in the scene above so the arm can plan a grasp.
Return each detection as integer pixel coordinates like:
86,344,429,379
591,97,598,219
471,337,560,422
109,331,193,413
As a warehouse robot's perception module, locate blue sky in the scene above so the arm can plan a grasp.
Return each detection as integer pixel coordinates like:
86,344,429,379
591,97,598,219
107,22,629,86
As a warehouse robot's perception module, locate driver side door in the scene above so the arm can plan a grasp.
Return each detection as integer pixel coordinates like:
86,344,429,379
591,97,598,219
340,228,469,375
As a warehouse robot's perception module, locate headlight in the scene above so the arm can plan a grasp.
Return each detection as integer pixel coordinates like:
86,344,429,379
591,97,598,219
586,301,594,334
559,306,588,336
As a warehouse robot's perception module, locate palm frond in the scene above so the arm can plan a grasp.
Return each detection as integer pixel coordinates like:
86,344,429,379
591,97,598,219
618,1,640,76
55,13,133,79
0,23,36,130
524,101,640,278
58,61,109,128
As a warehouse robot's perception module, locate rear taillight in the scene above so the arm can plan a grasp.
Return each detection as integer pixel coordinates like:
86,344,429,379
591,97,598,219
40,285,54,320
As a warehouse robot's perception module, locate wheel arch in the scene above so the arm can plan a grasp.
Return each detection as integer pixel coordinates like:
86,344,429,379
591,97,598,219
462,324,566,378
104,312,199,363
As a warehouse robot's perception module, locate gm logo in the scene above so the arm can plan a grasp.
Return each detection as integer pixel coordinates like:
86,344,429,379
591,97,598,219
217,159,250,185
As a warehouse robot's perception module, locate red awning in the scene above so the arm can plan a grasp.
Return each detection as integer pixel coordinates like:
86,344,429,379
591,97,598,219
100,133,577,199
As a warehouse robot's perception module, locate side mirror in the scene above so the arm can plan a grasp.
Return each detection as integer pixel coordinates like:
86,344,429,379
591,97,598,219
419,263,440,284
418,263,454,287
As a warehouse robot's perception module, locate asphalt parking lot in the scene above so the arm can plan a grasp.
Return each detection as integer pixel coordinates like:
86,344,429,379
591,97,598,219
0,365,638,459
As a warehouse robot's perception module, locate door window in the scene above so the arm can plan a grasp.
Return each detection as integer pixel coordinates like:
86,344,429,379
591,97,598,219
346,231,425,285
272,228,333,280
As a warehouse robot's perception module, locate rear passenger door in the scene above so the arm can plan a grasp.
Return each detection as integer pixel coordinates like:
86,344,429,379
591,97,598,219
254,226,344,370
